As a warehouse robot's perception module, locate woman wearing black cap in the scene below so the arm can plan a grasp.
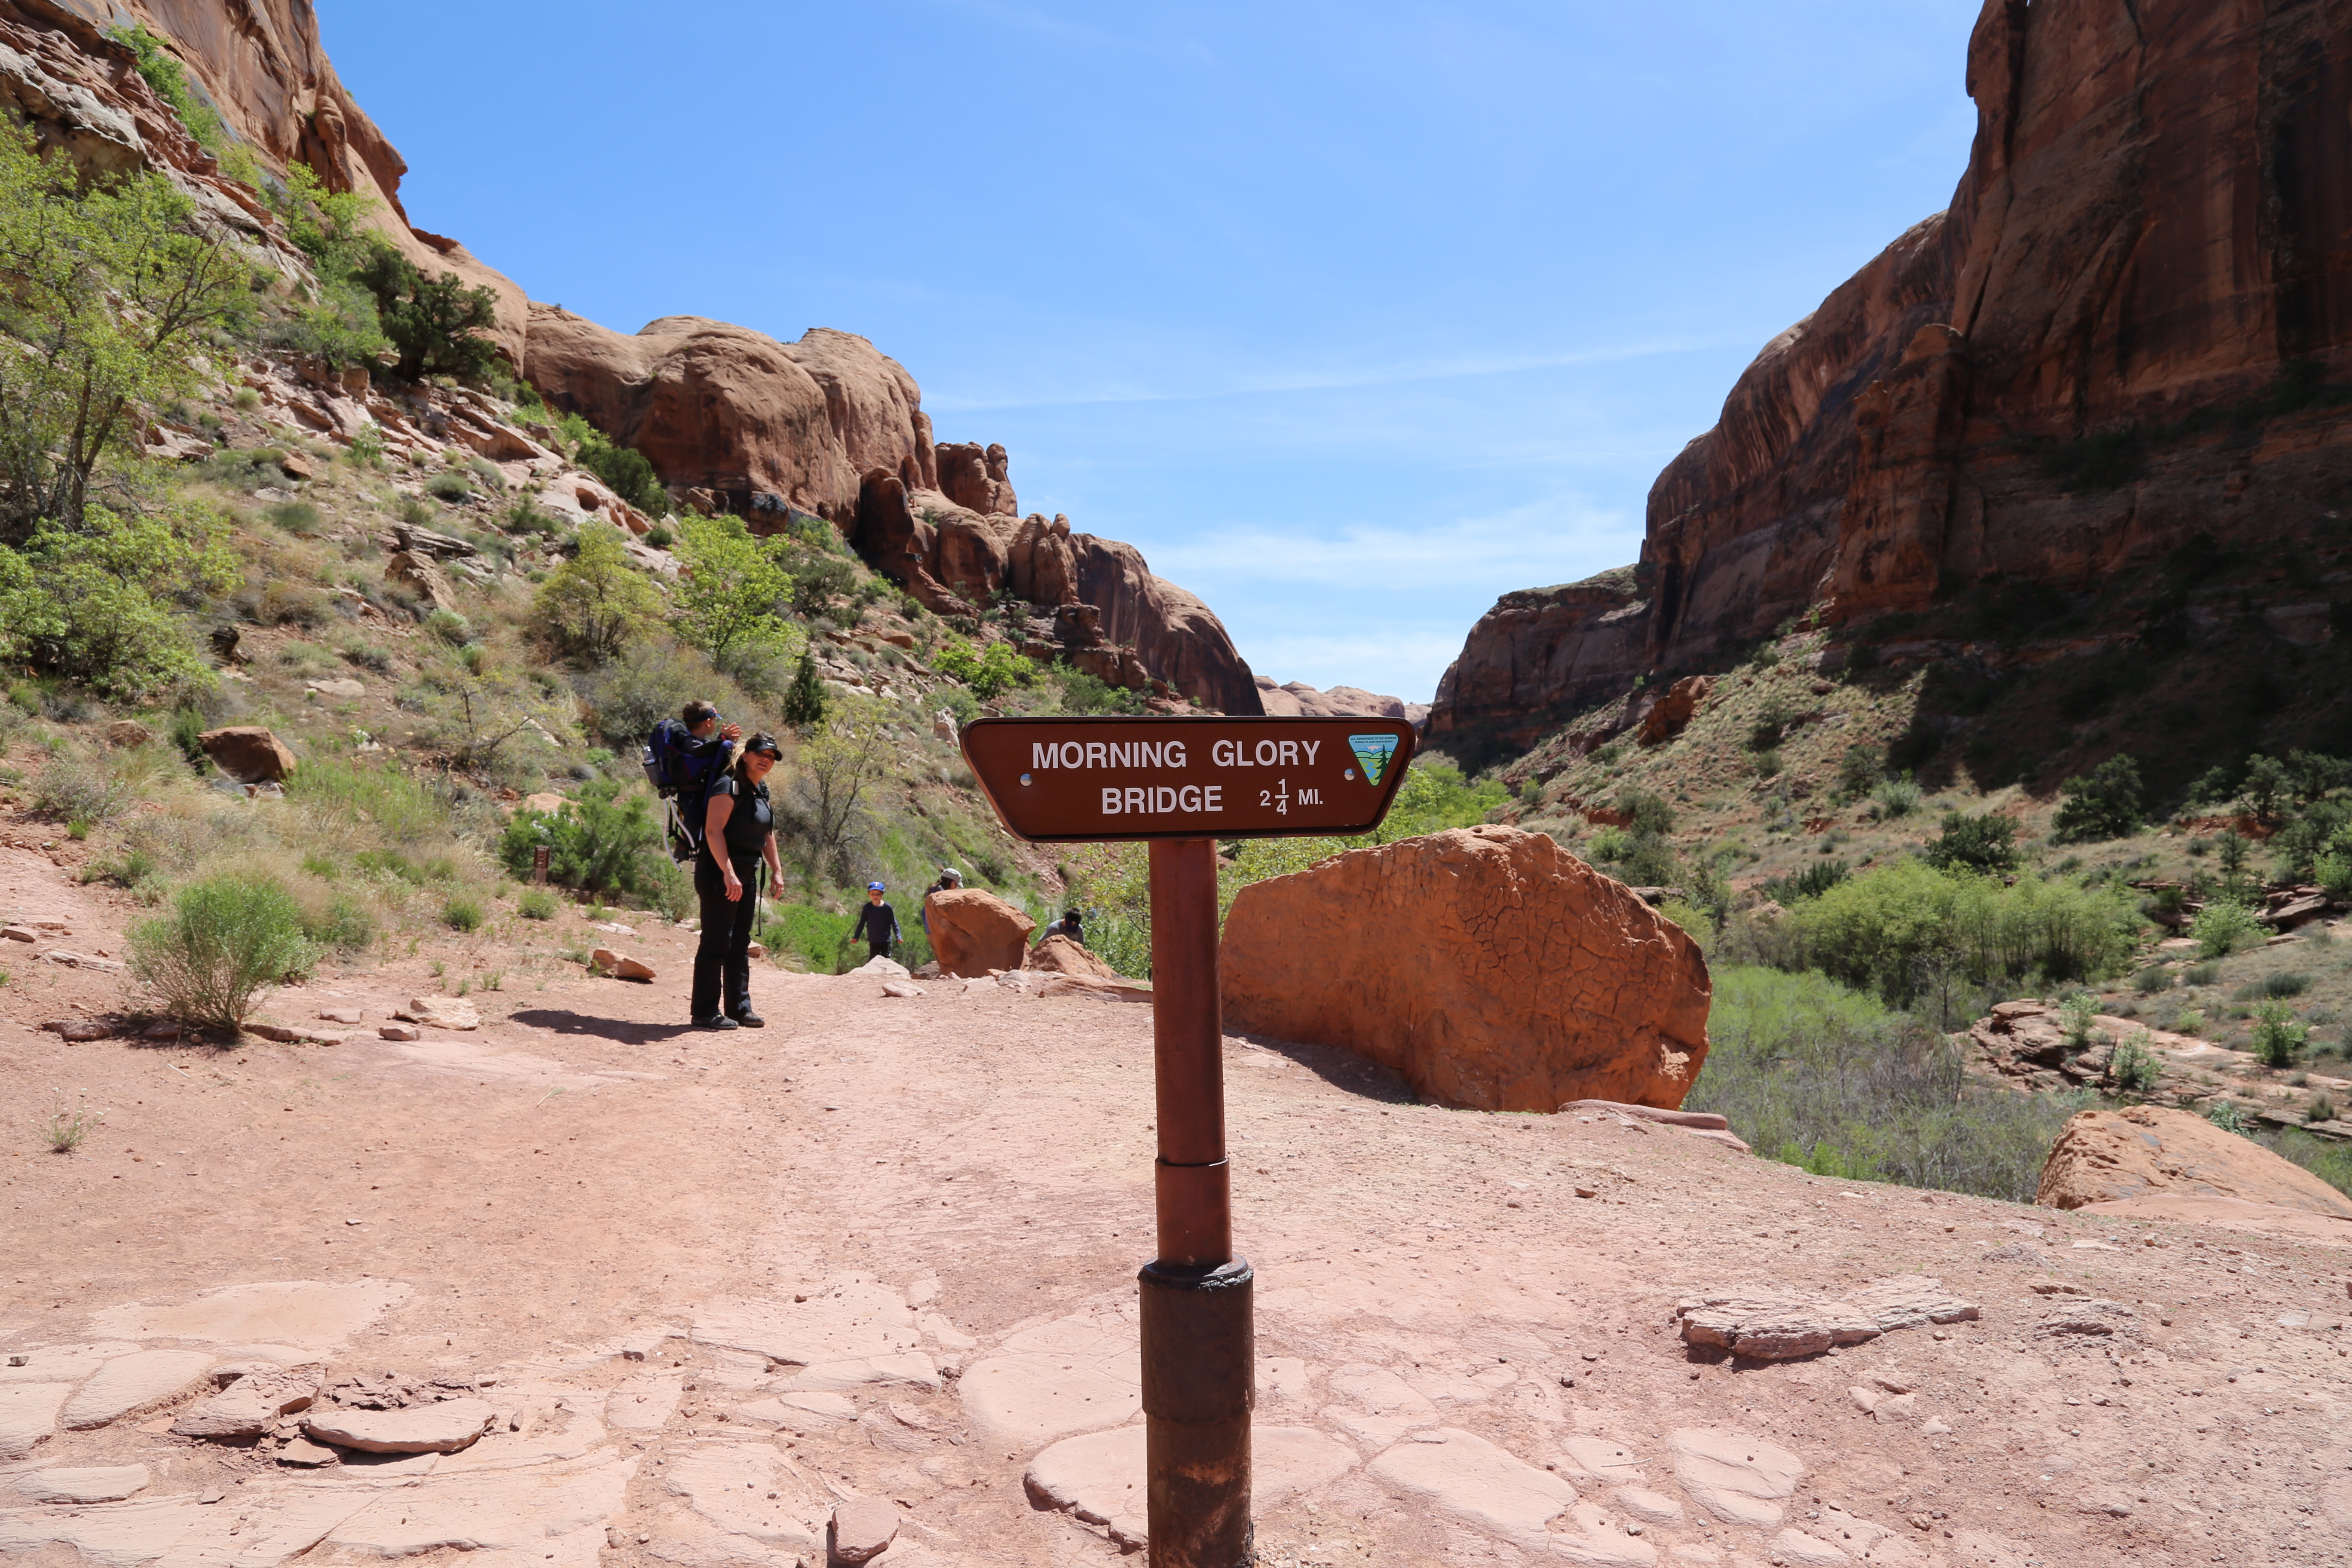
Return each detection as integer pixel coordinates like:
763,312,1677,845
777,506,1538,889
692,733,784,1029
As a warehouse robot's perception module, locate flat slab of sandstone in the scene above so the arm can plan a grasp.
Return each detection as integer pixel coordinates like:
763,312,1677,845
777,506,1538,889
303,1397,496,1453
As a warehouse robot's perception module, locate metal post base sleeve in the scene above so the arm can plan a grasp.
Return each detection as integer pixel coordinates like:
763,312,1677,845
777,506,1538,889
1139,1258,1254,1567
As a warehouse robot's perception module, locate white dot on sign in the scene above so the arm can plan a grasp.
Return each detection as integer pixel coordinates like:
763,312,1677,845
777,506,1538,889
1020,772,1032,786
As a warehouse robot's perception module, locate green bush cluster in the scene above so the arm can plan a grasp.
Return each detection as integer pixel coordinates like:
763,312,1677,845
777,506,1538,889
1684,966,2087,1201
2052,754,2145,843
128,874,318,1032
1921,810,2020,874
2191,900,2264,959
1780,859,2137,1011
496,780,681,910
934,637,1038,701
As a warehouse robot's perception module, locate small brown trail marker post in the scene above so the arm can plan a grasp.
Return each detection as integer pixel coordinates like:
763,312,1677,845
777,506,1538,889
532,845,550,886
962,715,1416,1565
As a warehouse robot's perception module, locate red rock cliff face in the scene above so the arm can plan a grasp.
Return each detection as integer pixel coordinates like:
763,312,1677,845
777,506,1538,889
0,0,527,360
1430,0,2352,762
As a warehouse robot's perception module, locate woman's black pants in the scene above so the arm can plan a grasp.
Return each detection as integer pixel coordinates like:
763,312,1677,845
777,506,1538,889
692,851,759,1020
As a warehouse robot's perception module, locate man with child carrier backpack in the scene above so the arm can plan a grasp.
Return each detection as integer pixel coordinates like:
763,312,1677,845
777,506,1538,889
643,702,741,864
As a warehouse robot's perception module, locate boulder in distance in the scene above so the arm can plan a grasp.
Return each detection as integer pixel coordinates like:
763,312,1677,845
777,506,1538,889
925,889,1036,977
1024,934,1118,978
2037,1105,2352,1216
1220,825,1710,1111
198,727,297,784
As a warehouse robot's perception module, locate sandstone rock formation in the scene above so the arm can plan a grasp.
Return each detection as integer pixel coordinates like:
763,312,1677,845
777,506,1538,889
2037,1104,2352,1216
1673,1276,1980,1361
0,2,524,361
198,726,295,784
850,472,1263,713
1220,825,1711,1111
924,889,1035,978
527,308,1260,712
1637,675,1712,746
1430,0,2352,763
522,311,934,525
1253,678,1427,726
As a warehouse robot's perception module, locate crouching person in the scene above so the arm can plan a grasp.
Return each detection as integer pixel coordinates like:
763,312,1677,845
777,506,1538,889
692,733,785,1030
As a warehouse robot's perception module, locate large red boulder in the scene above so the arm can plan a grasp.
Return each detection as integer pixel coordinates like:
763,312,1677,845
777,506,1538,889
199,727,297,784
1220,826,1711,1112
925,890,1036,978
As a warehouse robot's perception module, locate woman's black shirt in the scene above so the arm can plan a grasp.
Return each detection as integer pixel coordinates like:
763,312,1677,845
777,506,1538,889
704,775,773,860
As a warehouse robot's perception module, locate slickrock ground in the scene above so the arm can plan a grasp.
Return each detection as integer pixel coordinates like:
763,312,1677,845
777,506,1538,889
5,846,2352,1567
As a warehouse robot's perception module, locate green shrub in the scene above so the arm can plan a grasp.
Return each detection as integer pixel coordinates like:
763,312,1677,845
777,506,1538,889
2052,753,2145,842
257,580,331,627
573,428,669,516
426,472,473,503
1871,778,1922,819
30,757,126,824
495,779,671,901
1765,859,1848,904
1838,744,1884,799
1056,662,1145,716
2192,900,2264,959
1752,747,1783,779
442,894,484,933
286,757,448,842
266,500,322,535
2206,1100,2254,1136
424,609,470,645
934,637,1037,701
645,524,675,551
2131,966,2172,994
2182,962,2221,987
302,894,374,953
2236,971,2311,1001
2252,1000,2310,1068
2315,850,2352,900
2306,1093,2338,1124
1684,965,2086,1201
516,886,559,920
2057,990,2101,1050
128,874,318,1032
2110,1029,2161,1092
1785,859,2135,1012
1922,811,2020,874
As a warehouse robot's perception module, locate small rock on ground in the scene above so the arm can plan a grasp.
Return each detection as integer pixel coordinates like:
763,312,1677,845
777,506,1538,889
302,1396,496,1453
831,1497,900,1562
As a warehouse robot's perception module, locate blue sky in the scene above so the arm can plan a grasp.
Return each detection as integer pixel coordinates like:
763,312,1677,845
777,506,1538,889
324,1,1983,701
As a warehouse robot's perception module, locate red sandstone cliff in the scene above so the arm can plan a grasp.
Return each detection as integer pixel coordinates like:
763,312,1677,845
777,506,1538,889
1430,0,2352,764
0,0,527,359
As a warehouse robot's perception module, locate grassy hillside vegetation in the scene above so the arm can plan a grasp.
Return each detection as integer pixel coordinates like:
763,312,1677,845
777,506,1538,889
1687,966,2086,1202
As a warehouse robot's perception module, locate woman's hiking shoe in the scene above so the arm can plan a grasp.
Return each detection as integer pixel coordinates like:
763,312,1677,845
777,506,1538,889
692,1015,739,1030
730,1008,766,1028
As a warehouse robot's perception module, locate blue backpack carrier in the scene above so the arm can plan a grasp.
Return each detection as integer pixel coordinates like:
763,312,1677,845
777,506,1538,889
642,718,732,862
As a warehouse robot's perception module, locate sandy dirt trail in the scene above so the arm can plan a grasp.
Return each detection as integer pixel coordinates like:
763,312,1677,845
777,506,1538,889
3,844,2352,1567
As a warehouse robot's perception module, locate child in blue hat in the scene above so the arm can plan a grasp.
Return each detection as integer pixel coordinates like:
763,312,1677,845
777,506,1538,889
851,882,900,964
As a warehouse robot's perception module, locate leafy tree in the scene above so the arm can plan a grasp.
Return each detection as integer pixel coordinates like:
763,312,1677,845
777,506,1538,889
934,638,1037,700
787,701,888,878
0,502,237,695
2190,899,2263,959
790,553,858,619
2052,753,2145,842
1921,811,2020,874
577,435,668,515
530,524,664,663
0,123,257,542
782,651,827,729
672,512,796,666
2240,753,2294,826
354,240,499,382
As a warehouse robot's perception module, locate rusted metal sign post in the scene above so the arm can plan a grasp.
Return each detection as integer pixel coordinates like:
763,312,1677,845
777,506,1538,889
962,715,1418,1566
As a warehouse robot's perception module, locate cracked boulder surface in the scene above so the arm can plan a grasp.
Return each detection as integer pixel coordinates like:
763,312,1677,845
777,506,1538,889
3,842,2351,1565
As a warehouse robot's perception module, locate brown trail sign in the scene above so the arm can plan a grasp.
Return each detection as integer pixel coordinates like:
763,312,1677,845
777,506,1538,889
961,716,1417,1566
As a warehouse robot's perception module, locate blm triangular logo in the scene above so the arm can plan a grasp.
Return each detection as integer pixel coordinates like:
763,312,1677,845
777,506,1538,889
1349,733,1397,786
